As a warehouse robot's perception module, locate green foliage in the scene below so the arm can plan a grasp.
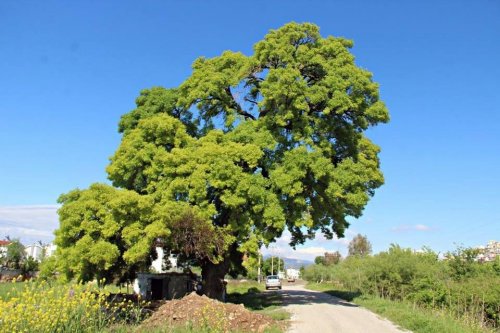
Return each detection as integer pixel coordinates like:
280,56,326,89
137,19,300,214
324,251,342,265
261,257,285,276
0,282,25,301
21,256,39,274
4,239,25,269
54,22,389,292
314,256,325,265
347,233,372,257
242,254,262,280
54,183,158,284
445,246,482,280
39,256,58,280
303,245,500,329
302,263,337,282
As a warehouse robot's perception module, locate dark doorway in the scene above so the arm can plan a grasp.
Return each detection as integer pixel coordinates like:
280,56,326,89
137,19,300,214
151,279,164,300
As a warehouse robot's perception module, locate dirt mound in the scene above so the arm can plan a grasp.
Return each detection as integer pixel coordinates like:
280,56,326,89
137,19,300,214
141,292,277,332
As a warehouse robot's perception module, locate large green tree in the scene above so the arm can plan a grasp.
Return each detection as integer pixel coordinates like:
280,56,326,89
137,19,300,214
54,22,389,300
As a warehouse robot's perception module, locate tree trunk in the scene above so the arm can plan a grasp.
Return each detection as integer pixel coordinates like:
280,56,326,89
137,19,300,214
201,258,229,301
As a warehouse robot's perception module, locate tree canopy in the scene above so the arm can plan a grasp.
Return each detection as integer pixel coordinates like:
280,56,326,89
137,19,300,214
348,234,372,257
3,239,25,269
52,22,389,298
314,256,325,265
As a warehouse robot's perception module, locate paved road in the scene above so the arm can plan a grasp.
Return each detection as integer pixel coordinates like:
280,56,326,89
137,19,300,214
278,284,409,333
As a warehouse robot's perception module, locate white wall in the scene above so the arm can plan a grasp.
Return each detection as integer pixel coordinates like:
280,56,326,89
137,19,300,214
45,244,57,257
25,245,43,261
150,247,177,273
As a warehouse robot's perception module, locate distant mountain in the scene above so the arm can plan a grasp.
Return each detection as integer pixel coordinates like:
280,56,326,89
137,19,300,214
263,255,313,269
283,257,313,268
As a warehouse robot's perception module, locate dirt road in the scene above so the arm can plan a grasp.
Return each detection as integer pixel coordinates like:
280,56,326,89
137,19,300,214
279,284,409,333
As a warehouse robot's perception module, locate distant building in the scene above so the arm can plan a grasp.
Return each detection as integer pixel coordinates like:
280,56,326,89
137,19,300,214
23,243,57,262
45,243,57,257
0,240,11,261
477,241,500,262
25,244,44,261
1,241,58,262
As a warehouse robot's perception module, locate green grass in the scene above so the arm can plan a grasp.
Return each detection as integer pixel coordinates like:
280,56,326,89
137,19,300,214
0,281,129,301
105,323,283,333
0,281,25,300
307,282,495,333
226,280,290,327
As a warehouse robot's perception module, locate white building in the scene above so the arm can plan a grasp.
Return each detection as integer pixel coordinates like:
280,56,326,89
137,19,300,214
45,243,57,257
23,243,57,262
478,240,500,262
24,244,44,261
0,240,11,261
150,247,178,273
132,247,185,299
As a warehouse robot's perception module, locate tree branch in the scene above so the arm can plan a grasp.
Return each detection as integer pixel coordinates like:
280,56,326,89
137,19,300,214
225,87,255,120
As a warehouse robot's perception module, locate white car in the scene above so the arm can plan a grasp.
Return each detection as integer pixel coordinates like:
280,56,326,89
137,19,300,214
265,275,282,290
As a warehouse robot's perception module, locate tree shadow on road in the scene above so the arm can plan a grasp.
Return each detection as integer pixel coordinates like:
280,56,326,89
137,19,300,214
321,290,362,302
280,288,360,308
227,287,282,311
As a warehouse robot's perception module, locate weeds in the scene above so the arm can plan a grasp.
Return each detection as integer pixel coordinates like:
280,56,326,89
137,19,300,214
0,279,149,333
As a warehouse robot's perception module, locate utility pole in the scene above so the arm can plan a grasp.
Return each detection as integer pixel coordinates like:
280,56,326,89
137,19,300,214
278,254,280,275
257,253,261,283
271,255,274,275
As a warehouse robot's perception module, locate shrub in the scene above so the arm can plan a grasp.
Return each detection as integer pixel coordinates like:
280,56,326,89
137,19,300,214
302,244,500,329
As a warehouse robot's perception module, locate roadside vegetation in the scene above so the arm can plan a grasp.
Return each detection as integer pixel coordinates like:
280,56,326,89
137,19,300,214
0,279,287,333
303,244,500,332
0,279,149,332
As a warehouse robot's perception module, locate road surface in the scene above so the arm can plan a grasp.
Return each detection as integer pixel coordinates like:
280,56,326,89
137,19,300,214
278,283,409,333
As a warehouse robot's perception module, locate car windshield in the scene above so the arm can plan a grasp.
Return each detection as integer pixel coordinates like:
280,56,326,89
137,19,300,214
267,276,278,280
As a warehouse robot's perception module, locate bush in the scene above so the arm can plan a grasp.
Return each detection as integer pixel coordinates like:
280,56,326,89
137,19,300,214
302,244,500,329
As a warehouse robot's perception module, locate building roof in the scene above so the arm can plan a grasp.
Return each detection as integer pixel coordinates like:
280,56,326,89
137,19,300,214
0,240,11,246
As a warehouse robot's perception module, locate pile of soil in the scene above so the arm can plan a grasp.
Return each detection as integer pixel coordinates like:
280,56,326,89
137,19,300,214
141,292,277,332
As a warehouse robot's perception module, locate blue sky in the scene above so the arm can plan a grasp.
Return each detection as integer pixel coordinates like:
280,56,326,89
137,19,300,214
0,1,499,260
